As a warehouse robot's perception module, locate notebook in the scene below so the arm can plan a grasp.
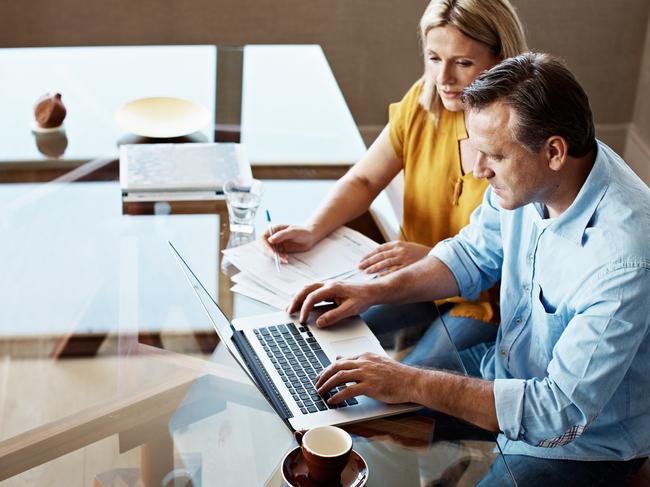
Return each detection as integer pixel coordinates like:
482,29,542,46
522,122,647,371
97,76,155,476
170,242,420,431
119,142,251,200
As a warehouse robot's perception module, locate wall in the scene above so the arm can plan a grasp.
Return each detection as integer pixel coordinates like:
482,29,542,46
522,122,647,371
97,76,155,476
1,0,649,165
626,13,650,182
514,0,649,157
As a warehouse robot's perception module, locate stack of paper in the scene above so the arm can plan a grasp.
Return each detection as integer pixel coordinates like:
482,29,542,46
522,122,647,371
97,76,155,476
223,226,379,309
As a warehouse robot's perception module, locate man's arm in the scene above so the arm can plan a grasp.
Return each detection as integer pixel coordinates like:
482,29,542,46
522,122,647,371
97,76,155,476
413,369,499,432
290,187,504,327
377,254,461,304
314,353,499,432
289,255,459,326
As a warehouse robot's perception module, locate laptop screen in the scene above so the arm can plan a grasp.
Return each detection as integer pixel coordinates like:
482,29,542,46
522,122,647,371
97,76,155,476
169,241,246,366
170,241,297,426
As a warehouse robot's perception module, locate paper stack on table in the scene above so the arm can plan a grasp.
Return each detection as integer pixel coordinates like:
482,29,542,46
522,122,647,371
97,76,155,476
223,226,379,309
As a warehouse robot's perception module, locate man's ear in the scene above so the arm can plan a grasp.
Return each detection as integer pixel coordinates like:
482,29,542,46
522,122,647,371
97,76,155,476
545,136,568,172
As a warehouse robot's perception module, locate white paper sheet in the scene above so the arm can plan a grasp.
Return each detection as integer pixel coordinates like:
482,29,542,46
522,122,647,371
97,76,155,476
231,283,289,310
224,226,379,309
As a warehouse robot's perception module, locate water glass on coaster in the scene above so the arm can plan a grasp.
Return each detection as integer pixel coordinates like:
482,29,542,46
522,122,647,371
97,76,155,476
295,426,353,485
223,177,263,234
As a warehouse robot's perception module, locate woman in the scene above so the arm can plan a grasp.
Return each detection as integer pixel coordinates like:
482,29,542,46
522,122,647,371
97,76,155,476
264,0,528,358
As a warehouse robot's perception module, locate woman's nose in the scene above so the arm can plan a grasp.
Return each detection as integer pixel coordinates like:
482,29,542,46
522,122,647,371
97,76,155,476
436,61,455,86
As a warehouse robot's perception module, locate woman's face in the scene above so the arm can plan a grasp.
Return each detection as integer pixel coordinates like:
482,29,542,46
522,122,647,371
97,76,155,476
426,25,499,112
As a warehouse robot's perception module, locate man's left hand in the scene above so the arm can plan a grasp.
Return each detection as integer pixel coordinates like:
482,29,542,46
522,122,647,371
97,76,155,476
315,352,420,405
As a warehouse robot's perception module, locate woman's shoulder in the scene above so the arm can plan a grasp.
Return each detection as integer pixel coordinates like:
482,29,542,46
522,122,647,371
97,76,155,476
390,78,428,126
397,78,425,107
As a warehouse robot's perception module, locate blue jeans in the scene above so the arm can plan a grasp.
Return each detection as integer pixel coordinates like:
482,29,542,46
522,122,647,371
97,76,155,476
361,301,440,348
362,302,498,370
477,454,647,486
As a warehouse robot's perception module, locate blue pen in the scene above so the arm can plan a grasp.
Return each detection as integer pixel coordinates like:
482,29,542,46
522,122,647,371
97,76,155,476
265,209,282,273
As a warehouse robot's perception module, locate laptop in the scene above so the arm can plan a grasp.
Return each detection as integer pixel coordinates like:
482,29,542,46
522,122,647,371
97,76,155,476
170,242,420,431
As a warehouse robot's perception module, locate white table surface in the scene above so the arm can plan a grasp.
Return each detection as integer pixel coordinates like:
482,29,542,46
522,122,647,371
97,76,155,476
0,45,365,167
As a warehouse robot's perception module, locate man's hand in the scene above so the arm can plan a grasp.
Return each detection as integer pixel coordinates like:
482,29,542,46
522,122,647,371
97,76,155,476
287,281,379,326
261,224,320,262
315,353,421,405
358,241,431,275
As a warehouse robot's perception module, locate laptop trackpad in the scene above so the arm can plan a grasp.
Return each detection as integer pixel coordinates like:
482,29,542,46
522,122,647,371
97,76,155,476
329,336,382,359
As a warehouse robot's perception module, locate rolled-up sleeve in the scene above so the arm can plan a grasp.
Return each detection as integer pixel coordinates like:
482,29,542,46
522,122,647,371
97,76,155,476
430,187,504,300
494,378,526,440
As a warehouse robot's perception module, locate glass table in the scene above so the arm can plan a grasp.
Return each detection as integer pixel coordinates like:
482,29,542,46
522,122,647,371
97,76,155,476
0,44,366,181
0,45,516,486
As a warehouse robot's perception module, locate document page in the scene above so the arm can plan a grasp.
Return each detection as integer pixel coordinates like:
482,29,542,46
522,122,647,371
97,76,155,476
288,226,378,280
223,226,379,308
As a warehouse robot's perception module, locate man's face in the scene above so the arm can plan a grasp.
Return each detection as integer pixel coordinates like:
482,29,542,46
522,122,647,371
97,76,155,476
468,102,553,210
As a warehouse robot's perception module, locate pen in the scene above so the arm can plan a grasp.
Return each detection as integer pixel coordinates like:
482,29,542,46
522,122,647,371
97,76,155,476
265,209,282,273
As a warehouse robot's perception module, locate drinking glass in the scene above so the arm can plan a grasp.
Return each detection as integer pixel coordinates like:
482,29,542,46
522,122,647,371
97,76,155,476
223,177,263,234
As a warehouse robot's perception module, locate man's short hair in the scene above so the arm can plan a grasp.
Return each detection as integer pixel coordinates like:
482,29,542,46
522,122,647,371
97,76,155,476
461,52,596,157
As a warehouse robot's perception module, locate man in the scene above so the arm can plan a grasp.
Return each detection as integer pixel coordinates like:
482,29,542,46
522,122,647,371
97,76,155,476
288,53,650,485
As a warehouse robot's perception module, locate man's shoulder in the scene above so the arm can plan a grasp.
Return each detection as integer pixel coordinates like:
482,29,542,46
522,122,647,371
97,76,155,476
590,141,650,258
598,141,650,200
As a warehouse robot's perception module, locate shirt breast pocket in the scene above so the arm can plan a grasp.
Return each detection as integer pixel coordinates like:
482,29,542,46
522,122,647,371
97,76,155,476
530,284,566,369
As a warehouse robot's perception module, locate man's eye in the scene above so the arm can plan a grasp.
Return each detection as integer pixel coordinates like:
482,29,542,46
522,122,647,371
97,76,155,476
428,56,440,63
457,61,473,67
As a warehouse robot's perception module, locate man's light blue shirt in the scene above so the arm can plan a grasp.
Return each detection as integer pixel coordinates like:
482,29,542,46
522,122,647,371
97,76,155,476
430,141,650,460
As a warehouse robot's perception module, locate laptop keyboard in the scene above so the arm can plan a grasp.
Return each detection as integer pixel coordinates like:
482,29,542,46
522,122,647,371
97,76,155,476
253,323,359,414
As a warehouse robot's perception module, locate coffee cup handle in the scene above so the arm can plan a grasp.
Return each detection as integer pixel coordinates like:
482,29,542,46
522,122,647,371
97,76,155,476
294,429,306,446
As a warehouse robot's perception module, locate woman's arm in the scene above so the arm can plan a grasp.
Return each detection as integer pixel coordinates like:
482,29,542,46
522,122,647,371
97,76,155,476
305,125,403,240
264,125,403,253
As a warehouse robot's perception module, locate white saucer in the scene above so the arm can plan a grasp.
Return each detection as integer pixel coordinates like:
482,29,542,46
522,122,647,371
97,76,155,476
115,96,210,138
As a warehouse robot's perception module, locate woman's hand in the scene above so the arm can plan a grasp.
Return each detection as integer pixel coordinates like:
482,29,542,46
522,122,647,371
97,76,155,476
358,241,431,275
261,224,320,262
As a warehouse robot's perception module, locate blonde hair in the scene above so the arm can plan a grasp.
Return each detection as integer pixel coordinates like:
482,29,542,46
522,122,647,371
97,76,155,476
419,0,528,122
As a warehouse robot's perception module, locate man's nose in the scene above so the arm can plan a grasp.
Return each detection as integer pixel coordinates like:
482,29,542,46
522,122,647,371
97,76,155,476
473,152,491,179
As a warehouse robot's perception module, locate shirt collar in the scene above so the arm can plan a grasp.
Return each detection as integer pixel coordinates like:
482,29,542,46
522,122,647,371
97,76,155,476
546,141,610,245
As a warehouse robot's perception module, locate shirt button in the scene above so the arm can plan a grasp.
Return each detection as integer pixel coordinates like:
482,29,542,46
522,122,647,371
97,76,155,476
524,285,530,293
527,254,533,262
500,348,507,357
515,317,522,325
